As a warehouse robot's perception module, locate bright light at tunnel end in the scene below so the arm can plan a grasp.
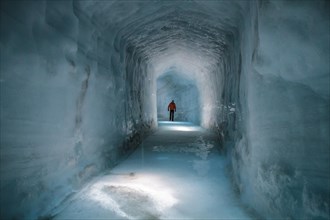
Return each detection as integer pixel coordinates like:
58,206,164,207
158,121,204,132
150,47,217,129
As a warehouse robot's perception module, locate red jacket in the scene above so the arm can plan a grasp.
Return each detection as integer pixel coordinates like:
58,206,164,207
168,102,176,111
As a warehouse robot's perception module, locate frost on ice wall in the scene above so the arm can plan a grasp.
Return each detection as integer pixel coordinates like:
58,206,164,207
0,1,154,218
233,1,330,219
0,0,329,219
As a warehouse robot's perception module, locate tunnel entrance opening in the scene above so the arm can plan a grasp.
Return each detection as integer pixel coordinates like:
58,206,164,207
156,70,200,125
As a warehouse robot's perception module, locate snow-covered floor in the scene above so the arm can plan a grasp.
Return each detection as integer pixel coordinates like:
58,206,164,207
54,122,255,219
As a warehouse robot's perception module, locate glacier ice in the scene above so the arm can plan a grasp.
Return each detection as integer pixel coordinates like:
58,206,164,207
0,0,329,219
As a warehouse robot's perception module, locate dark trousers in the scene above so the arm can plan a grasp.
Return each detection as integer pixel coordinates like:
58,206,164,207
169,110,175,121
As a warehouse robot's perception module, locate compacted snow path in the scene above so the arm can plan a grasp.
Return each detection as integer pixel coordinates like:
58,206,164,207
53,122,254,219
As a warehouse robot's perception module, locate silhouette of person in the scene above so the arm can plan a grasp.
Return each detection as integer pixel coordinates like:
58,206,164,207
168,100,176,121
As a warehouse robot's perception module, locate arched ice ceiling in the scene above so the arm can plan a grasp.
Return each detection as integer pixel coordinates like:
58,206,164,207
72,0,249,127
73,0,249,77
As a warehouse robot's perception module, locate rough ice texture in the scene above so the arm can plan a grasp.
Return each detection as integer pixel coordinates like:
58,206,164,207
0,1,154,219
0,0,329,219
232,1,330,219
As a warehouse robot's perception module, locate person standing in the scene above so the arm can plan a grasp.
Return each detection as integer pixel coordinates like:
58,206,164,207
168,100,176,121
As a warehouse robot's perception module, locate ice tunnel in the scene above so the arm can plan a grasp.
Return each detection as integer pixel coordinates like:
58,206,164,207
0,0,329,219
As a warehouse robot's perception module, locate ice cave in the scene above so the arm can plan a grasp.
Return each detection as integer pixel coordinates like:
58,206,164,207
0,0,329,219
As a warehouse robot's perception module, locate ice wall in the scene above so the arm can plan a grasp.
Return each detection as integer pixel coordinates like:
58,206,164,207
232,1,330,219
0,1,154,219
